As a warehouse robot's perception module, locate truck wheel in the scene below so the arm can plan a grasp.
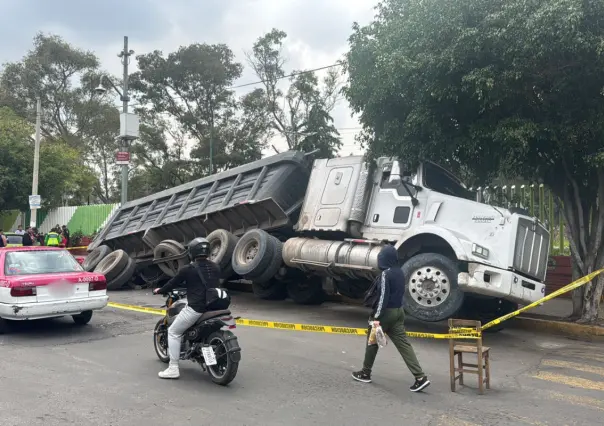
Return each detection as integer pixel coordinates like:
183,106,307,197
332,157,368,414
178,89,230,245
253,237,284,283
93,250,130,282
460,296,518,333
402,253,464,322
154,240,188,277
207,229,238,279
232,230,274,279
107,257,137,290
286,277,325,305
251,279,287,300
140,265,166,286
82,245,111,271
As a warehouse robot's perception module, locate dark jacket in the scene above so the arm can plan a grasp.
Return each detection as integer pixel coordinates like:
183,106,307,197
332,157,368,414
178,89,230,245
157,259,221,313
372,245,405,319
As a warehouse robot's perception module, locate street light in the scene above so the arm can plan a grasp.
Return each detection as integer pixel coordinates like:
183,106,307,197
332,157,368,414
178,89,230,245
94,36,139,206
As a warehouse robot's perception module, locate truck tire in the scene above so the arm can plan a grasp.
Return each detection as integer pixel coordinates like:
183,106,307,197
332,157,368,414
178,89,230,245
140,265,166,286
154,240,188,277
402,253,464,322
286,276,325,305
460,296,518,333
251,279,287,300
231,229,274,279
253,237,283,283
93,249,130,282
207,229,238,279
107,257,137,290
83,245,111,271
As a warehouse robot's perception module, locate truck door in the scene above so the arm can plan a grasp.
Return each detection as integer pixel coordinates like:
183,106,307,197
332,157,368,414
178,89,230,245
366,162,416,230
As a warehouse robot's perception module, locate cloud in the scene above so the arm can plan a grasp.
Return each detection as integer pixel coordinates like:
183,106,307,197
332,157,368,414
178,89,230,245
0,0,379,155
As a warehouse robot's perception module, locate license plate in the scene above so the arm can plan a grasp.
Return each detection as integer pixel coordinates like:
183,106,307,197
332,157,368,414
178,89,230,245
201,346,217,366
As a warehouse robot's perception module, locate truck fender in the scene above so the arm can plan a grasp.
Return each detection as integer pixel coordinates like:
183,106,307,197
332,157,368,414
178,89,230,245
393,225,469,261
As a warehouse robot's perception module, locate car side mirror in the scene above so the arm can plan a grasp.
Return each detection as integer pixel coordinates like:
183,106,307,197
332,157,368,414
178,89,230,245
388,161,402,185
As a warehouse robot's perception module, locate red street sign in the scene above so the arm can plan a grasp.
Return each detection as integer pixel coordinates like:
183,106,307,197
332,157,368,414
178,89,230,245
115,151,130,165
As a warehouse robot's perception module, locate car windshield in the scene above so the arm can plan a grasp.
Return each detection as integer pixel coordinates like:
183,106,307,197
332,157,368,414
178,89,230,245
423,162,474,200
4,250,83,276
6,235,22,244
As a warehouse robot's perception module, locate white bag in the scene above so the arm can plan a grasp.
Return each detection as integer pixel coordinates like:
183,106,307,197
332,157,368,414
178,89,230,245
375,325,388,348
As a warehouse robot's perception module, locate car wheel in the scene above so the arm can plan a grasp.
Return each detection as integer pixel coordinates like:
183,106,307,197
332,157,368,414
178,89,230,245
0,318,10,334
82,245,111,272
72,310,93,325
231,230,274,279
402,253,465,322
93,250,130,282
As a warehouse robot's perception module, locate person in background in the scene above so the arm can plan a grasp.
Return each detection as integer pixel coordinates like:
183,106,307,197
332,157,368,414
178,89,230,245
44,228,61,247
22,227,34,246
0,230,6,248
61,225,70,247
14,225,25,235
352,244,431,392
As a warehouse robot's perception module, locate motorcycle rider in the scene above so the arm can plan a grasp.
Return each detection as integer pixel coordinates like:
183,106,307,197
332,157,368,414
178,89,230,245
153,237,221,379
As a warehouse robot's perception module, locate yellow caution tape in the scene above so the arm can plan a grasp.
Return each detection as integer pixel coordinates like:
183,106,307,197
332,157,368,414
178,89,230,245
481,268,604,331
66,246,89,251
107,301,480,339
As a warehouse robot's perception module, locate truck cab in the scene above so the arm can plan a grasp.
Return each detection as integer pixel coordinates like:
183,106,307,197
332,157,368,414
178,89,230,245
290,155,550,322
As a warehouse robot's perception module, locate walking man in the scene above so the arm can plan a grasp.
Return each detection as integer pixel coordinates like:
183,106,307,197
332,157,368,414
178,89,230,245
352,245,431,392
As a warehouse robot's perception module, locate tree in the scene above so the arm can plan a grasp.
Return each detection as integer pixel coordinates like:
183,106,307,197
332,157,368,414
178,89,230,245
0,33,121,202
345,0,604,322
130,43,270,176
0,107,95,209
247,29,342,157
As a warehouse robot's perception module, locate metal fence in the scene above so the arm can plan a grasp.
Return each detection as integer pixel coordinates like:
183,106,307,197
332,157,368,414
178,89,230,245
470,184,569,256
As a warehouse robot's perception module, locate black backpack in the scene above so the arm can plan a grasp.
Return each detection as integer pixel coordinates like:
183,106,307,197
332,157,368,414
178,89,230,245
363,274,382,308
195,264,231,310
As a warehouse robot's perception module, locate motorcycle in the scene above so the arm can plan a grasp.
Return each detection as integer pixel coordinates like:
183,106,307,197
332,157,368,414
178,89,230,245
153,288,241,385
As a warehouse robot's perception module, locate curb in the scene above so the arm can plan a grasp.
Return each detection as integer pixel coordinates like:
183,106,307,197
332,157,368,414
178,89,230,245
510,316,604,340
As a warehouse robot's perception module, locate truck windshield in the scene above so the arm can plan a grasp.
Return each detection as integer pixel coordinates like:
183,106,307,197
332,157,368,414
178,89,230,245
423,162,474,200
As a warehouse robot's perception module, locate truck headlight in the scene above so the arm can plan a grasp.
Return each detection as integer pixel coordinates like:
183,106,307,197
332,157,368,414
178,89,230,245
472,243,489,259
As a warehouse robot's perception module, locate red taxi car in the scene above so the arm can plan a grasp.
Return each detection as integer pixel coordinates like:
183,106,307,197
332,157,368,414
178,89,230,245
0,246,108,333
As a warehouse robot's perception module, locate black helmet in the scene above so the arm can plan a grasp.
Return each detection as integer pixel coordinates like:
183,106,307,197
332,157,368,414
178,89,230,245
188,237,211,260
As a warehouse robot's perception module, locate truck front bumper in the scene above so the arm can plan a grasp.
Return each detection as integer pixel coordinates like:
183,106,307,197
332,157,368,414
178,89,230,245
458,262,546,305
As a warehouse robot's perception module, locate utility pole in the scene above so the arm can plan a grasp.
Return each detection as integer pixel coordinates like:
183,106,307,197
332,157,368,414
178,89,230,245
30,97,42,227
209,109,214,175
119,36,133,205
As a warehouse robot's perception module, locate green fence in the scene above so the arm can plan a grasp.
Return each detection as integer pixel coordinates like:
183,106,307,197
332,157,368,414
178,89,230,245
470,184,569,256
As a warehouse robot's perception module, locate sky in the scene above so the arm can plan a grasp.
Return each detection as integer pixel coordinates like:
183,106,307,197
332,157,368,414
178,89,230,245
0,0,379,156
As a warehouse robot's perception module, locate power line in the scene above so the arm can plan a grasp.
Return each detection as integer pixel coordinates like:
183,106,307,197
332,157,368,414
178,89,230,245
230,63,344,89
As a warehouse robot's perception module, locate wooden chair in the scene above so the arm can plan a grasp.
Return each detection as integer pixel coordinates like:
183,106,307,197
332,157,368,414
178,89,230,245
448,319,490,394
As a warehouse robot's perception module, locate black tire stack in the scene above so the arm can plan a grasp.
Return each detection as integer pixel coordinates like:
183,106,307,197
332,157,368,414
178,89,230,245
92,248,137,291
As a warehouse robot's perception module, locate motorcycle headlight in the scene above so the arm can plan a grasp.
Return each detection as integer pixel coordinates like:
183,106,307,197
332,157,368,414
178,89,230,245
472,243,489,259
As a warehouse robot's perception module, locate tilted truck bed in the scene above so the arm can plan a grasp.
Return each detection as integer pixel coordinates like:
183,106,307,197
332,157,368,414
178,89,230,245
88,151,311,257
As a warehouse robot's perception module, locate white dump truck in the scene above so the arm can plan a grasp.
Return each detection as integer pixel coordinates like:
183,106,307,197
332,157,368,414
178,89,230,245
86,150,550,324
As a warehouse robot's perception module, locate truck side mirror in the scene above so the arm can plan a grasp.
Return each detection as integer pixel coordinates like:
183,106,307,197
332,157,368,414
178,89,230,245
388,161,402,185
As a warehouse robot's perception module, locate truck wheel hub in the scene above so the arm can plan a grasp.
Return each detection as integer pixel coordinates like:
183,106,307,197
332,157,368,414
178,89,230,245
408,266,450,307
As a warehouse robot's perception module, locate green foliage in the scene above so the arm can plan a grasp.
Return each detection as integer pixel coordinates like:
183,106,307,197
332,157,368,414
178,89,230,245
247,29,342,157
345,0,604,321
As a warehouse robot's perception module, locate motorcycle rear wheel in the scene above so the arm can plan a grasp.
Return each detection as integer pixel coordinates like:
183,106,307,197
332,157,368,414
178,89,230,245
153,319,170,363
206,331,239,386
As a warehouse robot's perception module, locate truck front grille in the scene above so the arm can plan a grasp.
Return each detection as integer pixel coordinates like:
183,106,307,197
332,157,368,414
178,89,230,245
513,217,550,281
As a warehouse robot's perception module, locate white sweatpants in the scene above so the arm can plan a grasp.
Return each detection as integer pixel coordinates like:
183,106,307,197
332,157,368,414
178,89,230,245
168,305,203,366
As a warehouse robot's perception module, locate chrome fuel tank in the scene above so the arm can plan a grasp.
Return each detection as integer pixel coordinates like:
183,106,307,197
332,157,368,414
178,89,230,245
282,237,384,280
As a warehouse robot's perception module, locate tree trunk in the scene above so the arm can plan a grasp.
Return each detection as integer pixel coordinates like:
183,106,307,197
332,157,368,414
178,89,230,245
570,258,583,320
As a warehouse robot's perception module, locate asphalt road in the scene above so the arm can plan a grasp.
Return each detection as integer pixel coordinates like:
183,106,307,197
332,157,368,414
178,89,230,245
1,290,604,426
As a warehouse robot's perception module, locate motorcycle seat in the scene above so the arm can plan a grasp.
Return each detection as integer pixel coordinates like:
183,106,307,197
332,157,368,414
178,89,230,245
195,309,231,324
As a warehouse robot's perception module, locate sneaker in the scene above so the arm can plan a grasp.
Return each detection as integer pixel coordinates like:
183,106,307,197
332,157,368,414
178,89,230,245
158,365,180,379
410,376,430,392
352,370,372,383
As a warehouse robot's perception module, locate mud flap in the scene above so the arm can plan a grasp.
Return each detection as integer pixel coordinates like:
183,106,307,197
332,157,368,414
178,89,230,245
224,334,242,362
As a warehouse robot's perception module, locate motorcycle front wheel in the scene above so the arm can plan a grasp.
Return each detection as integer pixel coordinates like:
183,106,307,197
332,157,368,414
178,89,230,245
206,330,239,386
153,319,170,363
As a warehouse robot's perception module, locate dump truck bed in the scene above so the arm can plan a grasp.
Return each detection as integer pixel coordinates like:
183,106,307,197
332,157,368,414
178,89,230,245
88,151,311,257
